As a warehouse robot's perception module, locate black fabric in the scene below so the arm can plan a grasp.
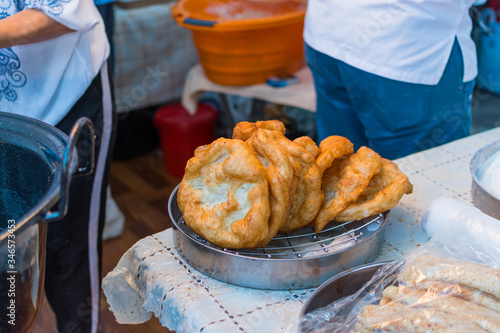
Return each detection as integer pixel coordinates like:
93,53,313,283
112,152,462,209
44,72,117,333
112,106,159,159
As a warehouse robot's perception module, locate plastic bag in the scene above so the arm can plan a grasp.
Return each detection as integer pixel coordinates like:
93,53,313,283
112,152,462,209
297,199,500,332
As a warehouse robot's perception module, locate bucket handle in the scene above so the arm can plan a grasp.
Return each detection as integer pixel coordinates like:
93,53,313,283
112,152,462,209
182,18,217,27
45,117,95,222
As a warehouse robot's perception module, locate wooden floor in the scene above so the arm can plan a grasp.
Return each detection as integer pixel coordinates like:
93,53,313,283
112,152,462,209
34,148,178,333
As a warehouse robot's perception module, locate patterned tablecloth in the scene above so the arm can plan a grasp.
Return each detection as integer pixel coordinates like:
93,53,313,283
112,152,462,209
102,127,500,332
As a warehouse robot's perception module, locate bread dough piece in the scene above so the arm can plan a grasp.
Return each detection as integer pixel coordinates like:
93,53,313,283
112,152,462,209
409,280,500,313
246,129,294,247
334,158,413,222
232,120,286,141
358,302,487,332
264,130,323,233
177,138,270,249
382,285,500,332
313,146,382,233
316,135,354,176
294,136,321,159
399,254,500,300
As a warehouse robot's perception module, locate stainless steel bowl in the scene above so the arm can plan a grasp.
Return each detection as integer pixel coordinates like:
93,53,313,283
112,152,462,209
168,184,389,290
300,261,390,316
470,139,500,220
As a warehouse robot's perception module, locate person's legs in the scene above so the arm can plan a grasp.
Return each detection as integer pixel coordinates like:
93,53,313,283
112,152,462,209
339,39,472,159
422,40,473,152
44,64,116,333
305,43,369,147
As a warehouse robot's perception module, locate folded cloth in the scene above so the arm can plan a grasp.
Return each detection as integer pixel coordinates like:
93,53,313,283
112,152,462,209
102,228,313,333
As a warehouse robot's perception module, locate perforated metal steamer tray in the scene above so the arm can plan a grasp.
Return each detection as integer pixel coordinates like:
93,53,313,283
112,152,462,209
168,184,389,290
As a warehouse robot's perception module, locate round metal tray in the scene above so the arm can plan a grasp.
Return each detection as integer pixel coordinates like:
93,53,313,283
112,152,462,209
470,139,500,220
168,184,389,290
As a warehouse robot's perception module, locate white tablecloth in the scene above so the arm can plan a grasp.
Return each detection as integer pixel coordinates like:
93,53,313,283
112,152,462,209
102,127,500,332
181,64,316,115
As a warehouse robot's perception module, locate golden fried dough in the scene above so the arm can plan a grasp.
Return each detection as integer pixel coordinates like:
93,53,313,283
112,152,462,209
399,254,500,300
334,158,413,222
313,146,382,233
232,120,286,141
293,136,321,159
177,138,271,249
358,302,487,332
382,285,500,331
316,136,354,176
408,280,500,313
264,130,323,233
246,129,294,247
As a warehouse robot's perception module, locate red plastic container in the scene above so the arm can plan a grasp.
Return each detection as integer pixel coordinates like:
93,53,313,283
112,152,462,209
154,102,219,178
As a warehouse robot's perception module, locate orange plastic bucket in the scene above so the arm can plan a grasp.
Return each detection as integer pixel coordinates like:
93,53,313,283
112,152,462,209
171,0,307,86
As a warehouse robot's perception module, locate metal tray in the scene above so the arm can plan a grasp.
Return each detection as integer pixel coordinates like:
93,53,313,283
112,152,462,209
470,139,500,220
168,184,389,290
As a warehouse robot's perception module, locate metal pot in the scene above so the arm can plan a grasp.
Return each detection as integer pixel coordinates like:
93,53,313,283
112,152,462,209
0,112,94,333
300,261,390,316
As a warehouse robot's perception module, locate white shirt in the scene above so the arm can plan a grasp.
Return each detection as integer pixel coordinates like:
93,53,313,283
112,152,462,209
303,0,478,85
0,0,109,125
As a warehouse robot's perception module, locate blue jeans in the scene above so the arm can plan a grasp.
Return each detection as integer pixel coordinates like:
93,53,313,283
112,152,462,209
305,40,474,159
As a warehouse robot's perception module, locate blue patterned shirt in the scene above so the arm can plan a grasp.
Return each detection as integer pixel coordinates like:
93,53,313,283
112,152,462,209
0,0,109,125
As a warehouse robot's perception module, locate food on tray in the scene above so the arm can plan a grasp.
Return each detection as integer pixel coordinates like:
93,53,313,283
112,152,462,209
177,137,271,249
356,302,488,332
232,119,286,141
293,136,321,159
353,256,500,332
410,280,500,313
313,146,382,233
316,135,354,176
399,254,500,299
178,120,412,248
264,129,323,233
246,129,294,247
334,158,413,222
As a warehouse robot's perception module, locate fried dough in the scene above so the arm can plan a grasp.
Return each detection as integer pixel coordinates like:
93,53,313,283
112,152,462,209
358,302,487,332
232,120,286,141
293,136,321,159
399,254,500,300
246,129,294,247
263,130,323,233
382,285,500,331
407,280,500,313
177,138,271,249
334,158,413,222
313,146,382,233
316,135,354,176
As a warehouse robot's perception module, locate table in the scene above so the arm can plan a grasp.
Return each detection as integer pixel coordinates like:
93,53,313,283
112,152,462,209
181,64,316,115
181,65,316,136
102,127,500,333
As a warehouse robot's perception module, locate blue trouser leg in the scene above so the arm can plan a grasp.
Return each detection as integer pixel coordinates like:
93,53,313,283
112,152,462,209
305,43,369,148
305,40,474,160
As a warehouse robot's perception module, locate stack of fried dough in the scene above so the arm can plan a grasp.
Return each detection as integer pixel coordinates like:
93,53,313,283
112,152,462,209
177,120,413,249
355,255,500,332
